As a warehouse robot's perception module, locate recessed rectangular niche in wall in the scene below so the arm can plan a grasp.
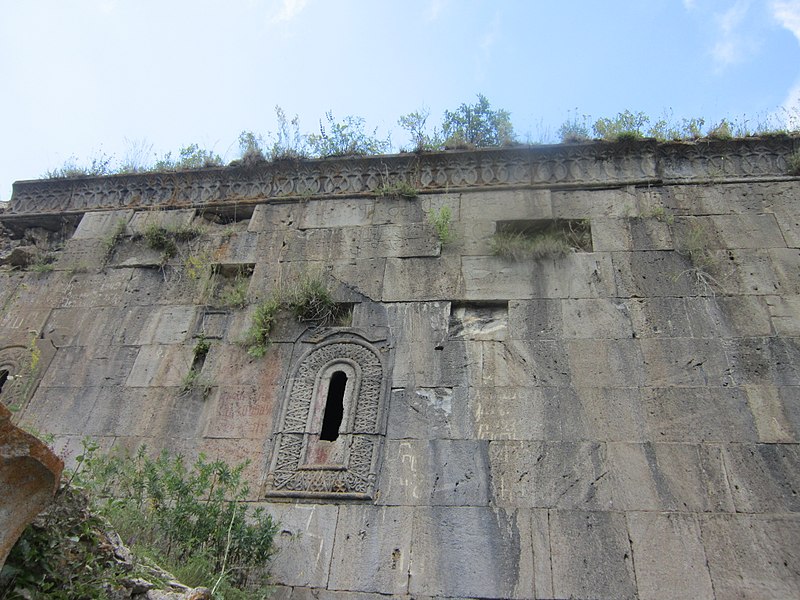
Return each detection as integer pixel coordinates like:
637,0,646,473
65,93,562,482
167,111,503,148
209,263,254,309
449,302,508,341
199,204,255,224
492,219,592,260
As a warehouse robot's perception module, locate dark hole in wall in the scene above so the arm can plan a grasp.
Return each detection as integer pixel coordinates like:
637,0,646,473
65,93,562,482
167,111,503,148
320,371,347,441
199,205,255,224
0,369,8,395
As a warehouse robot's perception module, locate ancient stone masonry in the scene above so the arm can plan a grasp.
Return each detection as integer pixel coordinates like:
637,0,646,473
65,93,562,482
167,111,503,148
1,136,800,599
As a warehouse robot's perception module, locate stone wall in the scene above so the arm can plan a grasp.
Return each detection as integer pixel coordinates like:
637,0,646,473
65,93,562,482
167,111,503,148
1,137,799,599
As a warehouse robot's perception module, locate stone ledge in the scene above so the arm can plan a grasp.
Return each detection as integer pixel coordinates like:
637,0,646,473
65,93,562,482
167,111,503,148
6,136,798,218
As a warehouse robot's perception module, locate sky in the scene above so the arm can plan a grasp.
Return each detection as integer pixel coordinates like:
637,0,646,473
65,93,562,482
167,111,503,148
1,0,799,201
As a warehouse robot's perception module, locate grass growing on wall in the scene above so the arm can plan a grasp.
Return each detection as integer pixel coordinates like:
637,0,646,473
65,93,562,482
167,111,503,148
491,220,592,260
243,271,343,358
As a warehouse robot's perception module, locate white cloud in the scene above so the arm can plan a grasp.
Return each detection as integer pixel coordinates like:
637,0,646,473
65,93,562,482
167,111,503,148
270,0,309,23
780,80,800,127
425,0,448,22
475,12,501,81
771,1,800,42
712,0,752,68
683,0,697,10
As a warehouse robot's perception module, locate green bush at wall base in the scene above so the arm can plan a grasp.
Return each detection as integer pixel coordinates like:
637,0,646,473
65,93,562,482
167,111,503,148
1,441,277,598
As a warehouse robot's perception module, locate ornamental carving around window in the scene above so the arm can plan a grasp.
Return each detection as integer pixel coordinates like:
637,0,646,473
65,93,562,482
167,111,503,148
263,330,390,500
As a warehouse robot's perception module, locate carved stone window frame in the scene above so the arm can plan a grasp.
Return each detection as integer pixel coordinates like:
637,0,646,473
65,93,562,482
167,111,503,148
263,329,390,501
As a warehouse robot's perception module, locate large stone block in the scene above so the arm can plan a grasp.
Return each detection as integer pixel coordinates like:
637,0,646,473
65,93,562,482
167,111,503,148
479,339,572,387
723,336,800,386
203,384,279,440
385,301,450,343
488,441,612,510
122,266,205,306
640,387,757,442
52,238,109,272
262,503,339,588
567,339,644,388
612,250,704,298
766,294,800,336
390,337,470,389
328,506,413,594
551,187,639,219
409,506,534,598
298,197,375,229
40,345,139,388
463,253,617,300
468,385,560,441
358,224,439,259
378,439,490,506
627,512,714,600
701,514,800,599
126,344,194,388
639,338,730,387
44,306,121,347
507,299,563,340
566,387,647,442
4,271,73,311
743,384,797,442
330,257,386,301
608,442,735,512
628,217,673,251
247,202,302,232
722,443,800,513
448,302,508,341
0,310,52,344
72,209,134,239
207,229,262,264
452,217,497,256
383,256,462,302
460,189,552,222
548,510,637,600
371,195,426,225
663,182,769,216
720,248,783,296
20,386,103,435
58,269,133,308
627,296,694,338
685,296,773,338
591,217,632,252
386,386,474,440
145,388,217,442
561,298,634,339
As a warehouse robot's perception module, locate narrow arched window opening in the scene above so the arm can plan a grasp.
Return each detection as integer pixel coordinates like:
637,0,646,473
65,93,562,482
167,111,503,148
320,370,347,441
0,370,8,395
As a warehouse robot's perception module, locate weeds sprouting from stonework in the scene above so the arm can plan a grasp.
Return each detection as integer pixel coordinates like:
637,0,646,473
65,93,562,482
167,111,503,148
428,206,455,246
491,220,592,261
244,296,281,358
374,180,418,199
142,223,203,265
243,271,342,358
102,218,128,263
788,150,800,175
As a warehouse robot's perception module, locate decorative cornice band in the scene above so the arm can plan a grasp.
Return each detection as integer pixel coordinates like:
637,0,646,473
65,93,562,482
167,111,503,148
7,137,798,216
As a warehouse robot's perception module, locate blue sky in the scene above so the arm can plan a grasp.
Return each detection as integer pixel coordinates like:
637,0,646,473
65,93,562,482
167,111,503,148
1,0,798,201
